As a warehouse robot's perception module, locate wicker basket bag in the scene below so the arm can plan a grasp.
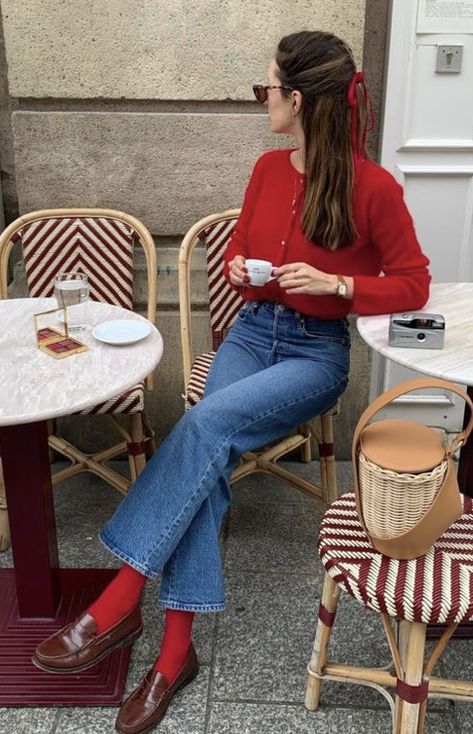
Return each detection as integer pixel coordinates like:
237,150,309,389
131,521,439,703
352,377,473,560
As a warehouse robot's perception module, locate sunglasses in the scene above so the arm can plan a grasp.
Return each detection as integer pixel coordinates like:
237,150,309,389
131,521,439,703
252,84,293,104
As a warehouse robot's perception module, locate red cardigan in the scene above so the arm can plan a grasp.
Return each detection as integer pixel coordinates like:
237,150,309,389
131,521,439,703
223,149,430,318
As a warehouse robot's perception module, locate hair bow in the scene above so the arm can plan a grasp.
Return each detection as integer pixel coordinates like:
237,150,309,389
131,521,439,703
347,71,375,164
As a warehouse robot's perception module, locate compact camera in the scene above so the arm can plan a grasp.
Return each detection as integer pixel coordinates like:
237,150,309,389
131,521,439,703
388,312,445,349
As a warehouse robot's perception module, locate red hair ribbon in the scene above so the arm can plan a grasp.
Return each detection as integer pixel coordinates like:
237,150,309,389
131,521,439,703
347,71,375,163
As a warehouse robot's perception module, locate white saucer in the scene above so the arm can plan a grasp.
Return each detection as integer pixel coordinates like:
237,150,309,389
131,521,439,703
92,319,151,345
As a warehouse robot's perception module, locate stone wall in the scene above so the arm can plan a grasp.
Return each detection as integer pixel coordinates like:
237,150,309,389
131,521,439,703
0,0,389,459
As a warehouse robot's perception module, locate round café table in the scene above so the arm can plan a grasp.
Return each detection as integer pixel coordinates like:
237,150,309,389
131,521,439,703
357,282,473,494
0,298,163,706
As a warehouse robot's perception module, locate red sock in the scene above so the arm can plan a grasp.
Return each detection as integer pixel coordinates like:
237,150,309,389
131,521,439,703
88,563,147,634
153,609,195,684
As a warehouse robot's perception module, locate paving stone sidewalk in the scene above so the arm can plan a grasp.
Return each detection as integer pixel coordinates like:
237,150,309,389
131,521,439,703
0,462,470,733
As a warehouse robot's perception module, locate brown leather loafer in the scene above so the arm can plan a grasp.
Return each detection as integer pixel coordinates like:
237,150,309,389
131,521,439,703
32,605,143,674
116,644,199,734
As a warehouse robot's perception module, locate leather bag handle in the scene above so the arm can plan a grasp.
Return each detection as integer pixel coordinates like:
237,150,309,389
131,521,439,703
353,377,473,458
352,377,473,535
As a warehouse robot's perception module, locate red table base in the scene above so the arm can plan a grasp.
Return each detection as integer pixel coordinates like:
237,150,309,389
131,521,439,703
0,568,134,707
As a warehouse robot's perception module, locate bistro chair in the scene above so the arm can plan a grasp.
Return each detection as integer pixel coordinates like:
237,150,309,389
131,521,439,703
178,209,340,501
0,208,157,550
305,492,473,733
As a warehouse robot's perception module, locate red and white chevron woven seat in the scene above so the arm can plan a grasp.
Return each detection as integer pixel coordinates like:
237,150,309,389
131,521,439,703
184,351,216,409
306,492,473,732
318,492,473,625
79,383,145,415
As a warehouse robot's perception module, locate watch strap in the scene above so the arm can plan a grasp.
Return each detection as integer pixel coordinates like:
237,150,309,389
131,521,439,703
336,274,347,297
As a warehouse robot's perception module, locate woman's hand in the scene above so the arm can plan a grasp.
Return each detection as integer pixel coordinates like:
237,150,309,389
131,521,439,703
228,255,249,286
274,262,337,295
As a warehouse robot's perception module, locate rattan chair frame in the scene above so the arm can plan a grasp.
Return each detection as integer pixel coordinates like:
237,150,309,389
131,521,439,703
178,209,339,501
305,571,473,734
0,208,158,550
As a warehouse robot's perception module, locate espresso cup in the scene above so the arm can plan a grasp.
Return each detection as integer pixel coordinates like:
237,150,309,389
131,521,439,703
245,259,275,286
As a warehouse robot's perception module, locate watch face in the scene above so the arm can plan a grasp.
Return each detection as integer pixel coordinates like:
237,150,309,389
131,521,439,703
337,282,347,297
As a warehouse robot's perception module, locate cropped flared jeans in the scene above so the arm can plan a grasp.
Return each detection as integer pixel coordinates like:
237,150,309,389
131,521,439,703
100,301,350,611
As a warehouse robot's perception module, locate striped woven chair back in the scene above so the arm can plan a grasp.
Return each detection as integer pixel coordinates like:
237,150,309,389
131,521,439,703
199,215,243,350
14,216,135,309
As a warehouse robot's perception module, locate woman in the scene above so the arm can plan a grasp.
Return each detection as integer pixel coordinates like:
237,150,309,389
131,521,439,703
33,31,430,734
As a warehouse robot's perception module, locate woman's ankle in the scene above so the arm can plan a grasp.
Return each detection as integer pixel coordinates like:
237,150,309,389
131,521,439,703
88,564,147,634
153,609,195,684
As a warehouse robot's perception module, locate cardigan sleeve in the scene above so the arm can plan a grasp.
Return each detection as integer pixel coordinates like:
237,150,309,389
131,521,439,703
351,172,431,316
223,155,264,287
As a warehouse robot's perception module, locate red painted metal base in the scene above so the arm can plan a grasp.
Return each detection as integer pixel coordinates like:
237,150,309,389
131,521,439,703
0,568,134,707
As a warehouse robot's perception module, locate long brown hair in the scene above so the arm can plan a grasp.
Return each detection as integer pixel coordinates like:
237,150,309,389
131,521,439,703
276,31,368,250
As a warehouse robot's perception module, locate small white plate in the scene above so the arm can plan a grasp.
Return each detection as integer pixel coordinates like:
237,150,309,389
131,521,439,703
92,319,152,346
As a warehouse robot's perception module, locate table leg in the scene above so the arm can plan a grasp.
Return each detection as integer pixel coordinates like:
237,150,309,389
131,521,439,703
458,385,473,497
0,421,134,706
0,421,60,617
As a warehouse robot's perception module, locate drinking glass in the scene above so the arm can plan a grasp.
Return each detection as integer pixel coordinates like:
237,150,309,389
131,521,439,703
54,272,90,331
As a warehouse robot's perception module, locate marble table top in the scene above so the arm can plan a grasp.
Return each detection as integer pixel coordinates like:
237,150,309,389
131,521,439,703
357,282,473,386
0,298,163,426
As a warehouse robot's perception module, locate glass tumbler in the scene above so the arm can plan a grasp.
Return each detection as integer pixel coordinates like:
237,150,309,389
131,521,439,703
54,272,90,331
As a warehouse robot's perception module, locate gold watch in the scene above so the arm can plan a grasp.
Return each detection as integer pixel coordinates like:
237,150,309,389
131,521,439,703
335,274,348,298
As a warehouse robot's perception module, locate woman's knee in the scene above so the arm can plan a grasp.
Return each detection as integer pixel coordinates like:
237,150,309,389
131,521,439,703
184,396,222,436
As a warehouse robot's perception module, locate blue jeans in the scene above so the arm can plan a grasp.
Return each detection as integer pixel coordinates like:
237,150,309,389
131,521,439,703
100,301,350,611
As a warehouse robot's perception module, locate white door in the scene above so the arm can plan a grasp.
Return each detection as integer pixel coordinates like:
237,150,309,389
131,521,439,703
372,0,473,432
